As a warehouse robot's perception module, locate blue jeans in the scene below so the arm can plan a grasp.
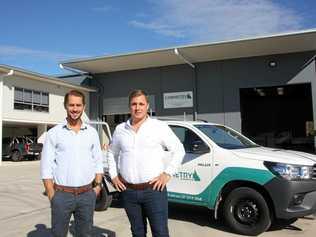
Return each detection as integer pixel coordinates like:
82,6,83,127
51,190,96,237
121,187,169,237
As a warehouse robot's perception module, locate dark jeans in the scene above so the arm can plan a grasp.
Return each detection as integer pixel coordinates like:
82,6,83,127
51,190,96,237
121,187,169,237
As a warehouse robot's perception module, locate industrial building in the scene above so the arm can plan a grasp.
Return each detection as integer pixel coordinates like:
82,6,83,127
61,29,316,153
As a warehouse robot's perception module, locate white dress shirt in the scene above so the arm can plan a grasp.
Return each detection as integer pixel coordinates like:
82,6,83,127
40,120,103,187
107,117,185,184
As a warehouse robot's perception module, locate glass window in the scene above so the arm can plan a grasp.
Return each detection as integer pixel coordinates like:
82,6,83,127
14,87,49,112
14,88,23,102
33,91,41,104
42,92,49,105
170,125,207,153
24,89,32,103
194,124,259,149
14,103,32,110
34,105,49,112
170,126,186,143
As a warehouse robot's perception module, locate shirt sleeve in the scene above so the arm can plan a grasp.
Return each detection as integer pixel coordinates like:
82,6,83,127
40,131,56,179
160,122,185,176
92,129,104,174
107,128,121,179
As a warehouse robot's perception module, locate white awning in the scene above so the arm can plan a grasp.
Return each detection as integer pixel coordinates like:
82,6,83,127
61,29,316,74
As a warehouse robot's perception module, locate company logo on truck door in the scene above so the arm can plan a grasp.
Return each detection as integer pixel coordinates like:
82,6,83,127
168,167,275,208
173,170,201,181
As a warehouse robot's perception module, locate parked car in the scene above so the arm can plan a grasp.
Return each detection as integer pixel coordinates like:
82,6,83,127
2,136,43,161
99,120,316,236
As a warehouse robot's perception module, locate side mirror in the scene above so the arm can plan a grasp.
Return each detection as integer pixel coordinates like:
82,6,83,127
191,140,210,154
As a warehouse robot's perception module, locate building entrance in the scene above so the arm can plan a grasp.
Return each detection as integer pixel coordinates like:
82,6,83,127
240,83,314,153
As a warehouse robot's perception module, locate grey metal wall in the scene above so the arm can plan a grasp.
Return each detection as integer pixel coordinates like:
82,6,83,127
89,51,316,131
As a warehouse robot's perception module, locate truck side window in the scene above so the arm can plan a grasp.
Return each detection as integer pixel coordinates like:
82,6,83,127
170,125,208,154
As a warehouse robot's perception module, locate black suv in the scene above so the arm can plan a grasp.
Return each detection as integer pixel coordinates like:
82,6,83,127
2,136,43,161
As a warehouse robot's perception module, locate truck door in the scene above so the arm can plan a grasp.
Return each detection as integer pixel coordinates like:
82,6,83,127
167,125,213,204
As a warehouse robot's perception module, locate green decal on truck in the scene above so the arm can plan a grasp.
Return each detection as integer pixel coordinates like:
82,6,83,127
168,167,275,208
173,170,201,181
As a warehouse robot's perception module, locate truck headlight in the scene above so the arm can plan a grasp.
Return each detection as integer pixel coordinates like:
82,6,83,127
264,162,313,180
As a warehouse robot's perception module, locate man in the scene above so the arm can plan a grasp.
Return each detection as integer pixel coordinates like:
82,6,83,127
107,89,185,237
40,90,103,237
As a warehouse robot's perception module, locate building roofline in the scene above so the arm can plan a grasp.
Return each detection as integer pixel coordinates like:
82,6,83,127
0,64,96,92
61,28,316,65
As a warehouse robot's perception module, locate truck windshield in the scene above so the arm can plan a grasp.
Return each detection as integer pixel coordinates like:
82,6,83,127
194,124,259,149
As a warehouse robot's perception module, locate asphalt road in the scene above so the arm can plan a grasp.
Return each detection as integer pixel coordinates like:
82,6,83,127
1,160,316,237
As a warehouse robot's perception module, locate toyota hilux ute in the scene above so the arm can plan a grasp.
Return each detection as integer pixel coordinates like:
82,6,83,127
2,136,43,161
100,120,316,236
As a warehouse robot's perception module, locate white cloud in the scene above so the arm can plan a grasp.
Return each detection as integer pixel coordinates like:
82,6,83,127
129,0,303,42
0,45,87,61
129,20,185,38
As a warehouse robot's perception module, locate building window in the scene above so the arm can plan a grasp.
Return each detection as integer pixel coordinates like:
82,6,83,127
14,87,49,112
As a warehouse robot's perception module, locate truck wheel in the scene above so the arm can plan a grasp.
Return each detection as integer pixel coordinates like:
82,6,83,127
95,185,113,211
223,187,271,236
35,153,41,160
11,150,22,162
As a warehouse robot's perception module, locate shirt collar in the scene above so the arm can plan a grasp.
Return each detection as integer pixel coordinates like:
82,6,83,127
125,116,151,129
62,118,88,130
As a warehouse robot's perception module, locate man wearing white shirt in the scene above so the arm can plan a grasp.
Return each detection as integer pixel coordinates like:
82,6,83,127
107,89,185,237
41,90,103,237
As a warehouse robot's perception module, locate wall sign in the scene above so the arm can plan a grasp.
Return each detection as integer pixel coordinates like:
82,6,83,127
163,91,193,109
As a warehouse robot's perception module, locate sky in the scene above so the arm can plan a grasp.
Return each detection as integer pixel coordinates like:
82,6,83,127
1,0,316,76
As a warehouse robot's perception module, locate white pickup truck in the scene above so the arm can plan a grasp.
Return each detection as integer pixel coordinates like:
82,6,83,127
98,120,316,236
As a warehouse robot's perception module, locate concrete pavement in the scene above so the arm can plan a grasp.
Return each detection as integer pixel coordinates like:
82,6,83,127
0,161,316,237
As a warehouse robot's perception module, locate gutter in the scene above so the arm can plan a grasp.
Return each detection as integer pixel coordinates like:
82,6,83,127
59,63,91,77
174,48,198,121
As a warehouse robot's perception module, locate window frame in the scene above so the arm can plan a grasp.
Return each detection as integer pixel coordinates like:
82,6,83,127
169,125,209,154
14,87,49,113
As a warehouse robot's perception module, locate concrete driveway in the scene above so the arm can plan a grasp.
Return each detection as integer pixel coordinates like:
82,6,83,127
0,161,316,237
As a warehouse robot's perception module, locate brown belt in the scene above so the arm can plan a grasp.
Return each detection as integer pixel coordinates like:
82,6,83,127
124,182,153,190
118,175,153,190
54,183,93,195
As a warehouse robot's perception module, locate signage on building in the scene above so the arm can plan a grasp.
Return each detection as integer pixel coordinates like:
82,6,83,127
163,91,193,109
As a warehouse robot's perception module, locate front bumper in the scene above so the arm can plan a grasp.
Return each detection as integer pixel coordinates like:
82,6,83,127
264,177,316,219
24,151,41,156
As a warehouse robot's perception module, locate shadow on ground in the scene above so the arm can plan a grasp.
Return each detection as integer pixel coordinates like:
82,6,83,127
27,223,116,237
269,218,302,232
96,197,314,235
168,203,233,233
27,224,52,237
167,203,310,235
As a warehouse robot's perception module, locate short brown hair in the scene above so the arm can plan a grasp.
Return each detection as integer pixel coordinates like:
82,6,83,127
64,90,85,107
128,89,149,105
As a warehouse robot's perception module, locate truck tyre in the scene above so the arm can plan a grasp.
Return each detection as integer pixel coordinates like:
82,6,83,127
11,150,22,162
95,185,113,211
35,153,41,160
223,187,271,236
